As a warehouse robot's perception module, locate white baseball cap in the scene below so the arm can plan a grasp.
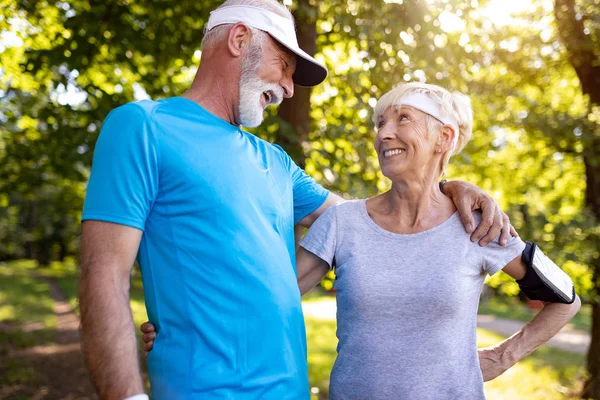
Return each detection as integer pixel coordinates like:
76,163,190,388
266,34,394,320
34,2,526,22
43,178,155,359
205,5,328,87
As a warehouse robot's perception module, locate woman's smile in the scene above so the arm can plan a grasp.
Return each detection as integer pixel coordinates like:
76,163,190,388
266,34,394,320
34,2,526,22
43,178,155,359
382,148,406,159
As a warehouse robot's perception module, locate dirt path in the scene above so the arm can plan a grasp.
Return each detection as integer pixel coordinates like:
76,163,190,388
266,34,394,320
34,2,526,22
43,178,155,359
1,277,96,400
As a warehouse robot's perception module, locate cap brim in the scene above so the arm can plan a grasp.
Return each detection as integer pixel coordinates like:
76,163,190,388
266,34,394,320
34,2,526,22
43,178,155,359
272,38,328,87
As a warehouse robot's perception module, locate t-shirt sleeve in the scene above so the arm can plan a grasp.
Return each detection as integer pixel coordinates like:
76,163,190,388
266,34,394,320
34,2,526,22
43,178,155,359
273,144,329,224
300,206,337,268
480,236,526,276
299,206,337,269
81,102,159,231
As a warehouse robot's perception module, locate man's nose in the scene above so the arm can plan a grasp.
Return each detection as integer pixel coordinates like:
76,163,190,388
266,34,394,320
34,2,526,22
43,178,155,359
281,74,294,99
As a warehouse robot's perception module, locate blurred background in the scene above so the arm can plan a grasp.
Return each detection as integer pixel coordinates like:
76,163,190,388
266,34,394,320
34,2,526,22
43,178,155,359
0,0,599,398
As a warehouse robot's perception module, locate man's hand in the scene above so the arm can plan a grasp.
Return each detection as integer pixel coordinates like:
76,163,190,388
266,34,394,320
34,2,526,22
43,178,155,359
478,346,509,381
141,322,157,355
443,180,517,246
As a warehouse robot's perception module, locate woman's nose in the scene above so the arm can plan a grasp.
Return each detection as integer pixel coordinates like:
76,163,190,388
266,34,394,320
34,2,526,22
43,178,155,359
377,125,395,141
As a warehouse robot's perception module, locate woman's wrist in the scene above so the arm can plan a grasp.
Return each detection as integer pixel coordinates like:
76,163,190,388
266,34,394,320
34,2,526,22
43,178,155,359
493,335,522,371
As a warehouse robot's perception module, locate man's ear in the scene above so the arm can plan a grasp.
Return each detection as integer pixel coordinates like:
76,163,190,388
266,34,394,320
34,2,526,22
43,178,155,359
227,23,251,58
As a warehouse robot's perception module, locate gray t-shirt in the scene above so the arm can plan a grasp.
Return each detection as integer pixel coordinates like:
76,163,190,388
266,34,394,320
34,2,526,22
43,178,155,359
300,200,526,400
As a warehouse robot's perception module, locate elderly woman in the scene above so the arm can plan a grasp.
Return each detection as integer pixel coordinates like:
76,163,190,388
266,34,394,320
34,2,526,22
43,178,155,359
295,82,580,399
142,82,580,399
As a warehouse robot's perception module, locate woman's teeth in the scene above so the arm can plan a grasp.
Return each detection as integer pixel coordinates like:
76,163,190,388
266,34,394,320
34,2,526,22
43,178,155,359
383,149,404,158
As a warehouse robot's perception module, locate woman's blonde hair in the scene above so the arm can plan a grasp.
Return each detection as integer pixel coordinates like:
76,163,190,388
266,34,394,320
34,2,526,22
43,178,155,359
373,82,473,176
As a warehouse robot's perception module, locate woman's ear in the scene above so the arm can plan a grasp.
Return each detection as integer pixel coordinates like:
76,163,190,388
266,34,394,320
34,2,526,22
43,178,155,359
438,125,456,152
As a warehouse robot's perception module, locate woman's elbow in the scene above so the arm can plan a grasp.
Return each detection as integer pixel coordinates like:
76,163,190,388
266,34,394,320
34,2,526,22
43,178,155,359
550,294,581,317
543,294,581,318
571,294,582,315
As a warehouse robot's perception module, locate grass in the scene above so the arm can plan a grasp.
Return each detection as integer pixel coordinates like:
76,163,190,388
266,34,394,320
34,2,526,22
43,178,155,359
0,260,55,329
0,260,588,399
478,295,592,332
0,260,57,389
0,260,57,349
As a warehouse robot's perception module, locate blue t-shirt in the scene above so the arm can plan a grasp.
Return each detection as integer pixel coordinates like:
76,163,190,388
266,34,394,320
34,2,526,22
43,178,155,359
82,97,329,399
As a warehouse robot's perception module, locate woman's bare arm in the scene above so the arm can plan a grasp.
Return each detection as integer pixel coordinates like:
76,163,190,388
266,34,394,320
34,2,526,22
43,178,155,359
478,254,581,381
297,247,330,296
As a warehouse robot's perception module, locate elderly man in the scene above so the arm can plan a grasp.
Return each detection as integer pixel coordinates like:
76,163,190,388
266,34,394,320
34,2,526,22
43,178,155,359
78,0,513,399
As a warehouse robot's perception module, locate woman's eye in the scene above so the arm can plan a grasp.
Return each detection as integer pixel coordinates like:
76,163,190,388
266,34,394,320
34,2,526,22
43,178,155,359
398,114,410,121
377,120,386,129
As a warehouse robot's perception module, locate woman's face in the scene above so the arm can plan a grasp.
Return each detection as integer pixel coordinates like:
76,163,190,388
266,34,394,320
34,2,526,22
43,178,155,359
374,105,438,180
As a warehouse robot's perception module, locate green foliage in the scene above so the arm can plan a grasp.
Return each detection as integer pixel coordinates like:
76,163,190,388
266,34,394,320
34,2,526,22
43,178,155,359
0,0,597,323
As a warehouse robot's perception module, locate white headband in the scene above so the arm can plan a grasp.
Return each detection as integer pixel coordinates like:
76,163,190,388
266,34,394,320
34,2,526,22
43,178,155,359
205,5,328,87
398,93,460,151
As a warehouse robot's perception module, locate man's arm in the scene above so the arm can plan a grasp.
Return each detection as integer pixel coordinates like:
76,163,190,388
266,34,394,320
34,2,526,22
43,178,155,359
297,192,343,228
79,220,145,399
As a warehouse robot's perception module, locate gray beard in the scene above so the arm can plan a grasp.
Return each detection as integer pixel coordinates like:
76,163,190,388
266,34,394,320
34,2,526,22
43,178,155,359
238,47,284,128
238,67,267,128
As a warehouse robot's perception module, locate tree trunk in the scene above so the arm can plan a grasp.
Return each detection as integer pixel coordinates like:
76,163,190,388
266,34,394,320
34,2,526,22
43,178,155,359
22,199,37,260
35,237,53,266
554,0,600,105
583,152,600,398
554,0,600,397
276,0,317,168
58,236,68,261
587,284,600,397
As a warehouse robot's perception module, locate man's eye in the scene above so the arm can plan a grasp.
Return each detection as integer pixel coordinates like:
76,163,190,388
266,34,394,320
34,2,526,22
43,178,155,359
377,120,386,129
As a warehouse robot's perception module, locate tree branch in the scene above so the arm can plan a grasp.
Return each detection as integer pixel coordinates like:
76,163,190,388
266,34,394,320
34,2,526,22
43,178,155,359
554,0,600,105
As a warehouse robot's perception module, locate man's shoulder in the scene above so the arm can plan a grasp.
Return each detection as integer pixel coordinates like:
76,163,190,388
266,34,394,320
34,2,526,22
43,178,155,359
247,136,289,158
242,135,294,167
105,100,161,125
